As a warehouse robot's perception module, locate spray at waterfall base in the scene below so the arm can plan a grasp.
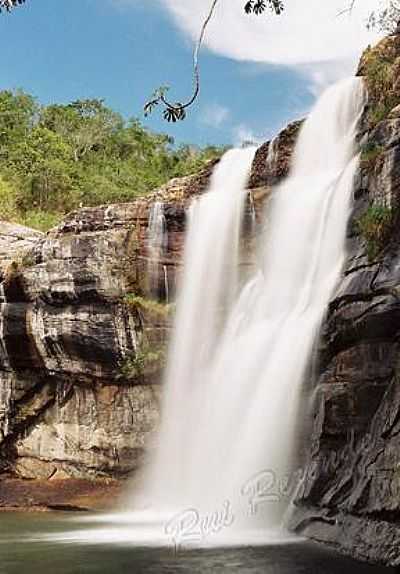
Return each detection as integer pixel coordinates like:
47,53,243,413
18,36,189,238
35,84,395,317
164,467,307,551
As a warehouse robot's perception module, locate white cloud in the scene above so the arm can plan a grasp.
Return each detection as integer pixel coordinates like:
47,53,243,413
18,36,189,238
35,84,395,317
300,58,359,97
200,103,230,127
161,0,382,79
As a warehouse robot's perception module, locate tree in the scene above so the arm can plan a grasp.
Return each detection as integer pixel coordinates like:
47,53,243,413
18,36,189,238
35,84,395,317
367,1,400,32
40,99,122,162
0,91,37,159
9,126,74,211
0,89,224,230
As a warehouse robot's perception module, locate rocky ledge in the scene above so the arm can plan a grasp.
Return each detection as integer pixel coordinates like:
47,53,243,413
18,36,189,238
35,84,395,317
0,128,297,485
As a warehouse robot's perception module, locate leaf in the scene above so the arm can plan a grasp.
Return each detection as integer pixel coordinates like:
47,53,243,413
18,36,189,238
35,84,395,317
143,99,159,117
253,0,266,15
244,1,254,14
0,0,26,13
163,104,186,123
244,0,284,15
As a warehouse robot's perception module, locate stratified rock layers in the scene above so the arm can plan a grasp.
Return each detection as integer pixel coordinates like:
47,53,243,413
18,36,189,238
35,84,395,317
0,147,294,482
0,203,167,479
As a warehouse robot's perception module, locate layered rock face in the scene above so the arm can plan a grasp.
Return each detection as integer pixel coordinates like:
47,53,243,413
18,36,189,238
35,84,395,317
0,140,296,484
0,168,214,480
291,35,400,567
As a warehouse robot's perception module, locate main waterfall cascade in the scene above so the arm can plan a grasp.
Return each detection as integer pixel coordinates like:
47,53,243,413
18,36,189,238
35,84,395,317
130,76,366,542
47,78,366,547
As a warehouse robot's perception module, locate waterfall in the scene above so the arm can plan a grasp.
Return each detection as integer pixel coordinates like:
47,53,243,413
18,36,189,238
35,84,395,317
248,190,257,233
141,146,257,503
132,77,365,542
55,78,365,549
147,201,168,300
266,136,277,171
162,265,169,305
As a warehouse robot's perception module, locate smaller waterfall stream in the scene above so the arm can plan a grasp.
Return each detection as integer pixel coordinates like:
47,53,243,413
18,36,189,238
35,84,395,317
248,190,257,233
266,136,277,170
147,202,168,300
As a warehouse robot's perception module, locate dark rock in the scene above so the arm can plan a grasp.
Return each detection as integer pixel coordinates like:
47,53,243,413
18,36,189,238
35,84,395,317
248,119,302,188
291,53,400,566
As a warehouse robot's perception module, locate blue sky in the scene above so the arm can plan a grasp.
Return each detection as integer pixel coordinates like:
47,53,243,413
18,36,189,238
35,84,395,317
0,0,378,147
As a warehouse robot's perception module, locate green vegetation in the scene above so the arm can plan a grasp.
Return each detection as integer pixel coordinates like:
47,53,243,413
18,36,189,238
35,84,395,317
356,204,394,260
0,90,223,231
120,295,172,382
124,294,173,319
120,341,166,382
360,142,384,171
361,40,400,128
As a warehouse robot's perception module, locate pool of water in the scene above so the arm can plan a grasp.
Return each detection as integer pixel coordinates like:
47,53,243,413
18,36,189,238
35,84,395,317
0,513,395,574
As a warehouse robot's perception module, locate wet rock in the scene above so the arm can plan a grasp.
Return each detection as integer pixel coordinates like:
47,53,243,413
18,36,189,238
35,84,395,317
291,48,400,566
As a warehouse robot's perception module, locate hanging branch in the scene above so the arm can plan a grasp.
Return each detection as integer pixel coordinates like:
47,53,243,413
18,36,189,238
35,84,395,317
367,1,400,32
144,0,284,122
337,0,400,32
337,0,357,18
0,0,26,12
144,0,220,123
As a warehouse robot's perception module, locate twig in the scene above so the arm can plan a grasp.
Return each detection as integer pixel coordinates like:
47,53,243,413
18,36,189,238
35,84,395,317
161,0,220,114
337,0,357,18
144,0,284,122
144,0,220,122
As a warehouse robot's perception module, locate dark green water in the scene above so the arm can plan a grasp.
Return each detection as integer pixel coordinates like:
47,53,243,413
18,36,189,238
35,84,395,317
0,514,395,574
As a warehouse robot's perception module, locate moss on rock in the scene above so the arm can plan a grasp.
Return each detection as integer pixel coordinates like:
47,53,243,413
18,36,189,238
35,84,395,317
358,35,400,128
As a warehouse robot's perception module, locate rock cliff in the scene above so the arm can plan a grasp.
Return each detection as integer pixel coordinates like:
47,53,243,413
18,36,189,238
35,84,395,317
1,33,400,567
0,166,211,481
0,138,295,487
291,34,400,567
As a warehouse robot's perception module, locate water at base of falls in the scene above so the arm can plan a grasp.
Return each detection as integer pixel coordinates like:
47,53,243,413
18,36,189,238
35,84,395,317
5,514,392,574
43,78,365,549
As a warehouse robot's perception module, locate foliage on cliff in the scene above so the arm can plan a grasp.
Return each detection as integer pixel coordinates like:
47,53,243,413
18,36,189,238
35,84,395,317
356,204,395,260
0,90,223,231
359,34,400,127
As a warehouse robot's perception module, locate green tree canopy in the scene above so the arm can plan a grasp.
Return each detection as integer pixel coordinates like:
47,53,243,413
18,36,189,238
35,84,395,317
0,90,224,231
